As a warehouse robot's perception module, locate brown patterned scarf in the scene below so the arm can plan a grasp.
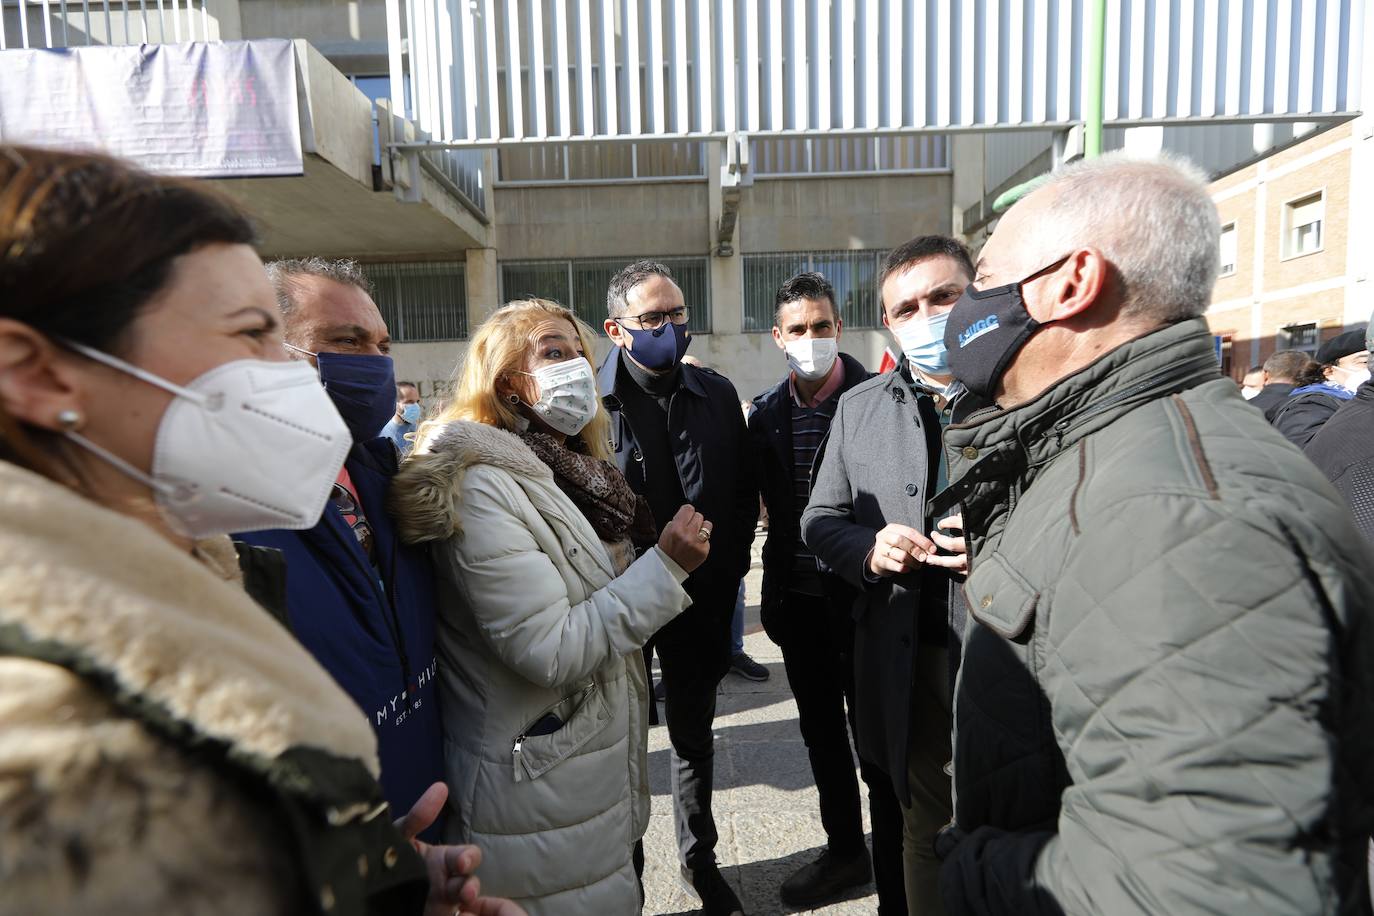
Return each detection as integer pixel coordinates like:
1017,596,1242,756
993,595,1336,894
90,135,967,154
518,430,659,548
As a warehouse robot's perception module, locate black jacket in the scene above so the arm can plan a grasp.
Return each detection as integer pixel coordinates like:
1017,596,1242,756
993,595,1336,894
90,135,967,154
1271,385,1351,447
1305,379,1374,545
800,362,971,802
747,353,872,638
597,349,758,645
233,541,290,625
1248,382,1294,417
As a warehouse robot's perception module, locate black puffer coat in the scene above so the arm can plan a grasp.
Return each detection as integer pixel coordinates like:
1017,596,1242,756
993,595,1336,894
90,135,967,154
1304,379,1374,545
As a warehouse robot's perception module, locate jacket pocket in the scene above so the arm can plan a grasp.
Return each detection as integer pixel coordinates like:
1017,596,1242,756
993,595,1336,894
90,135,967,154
511,680,614,783
965,551,1039,640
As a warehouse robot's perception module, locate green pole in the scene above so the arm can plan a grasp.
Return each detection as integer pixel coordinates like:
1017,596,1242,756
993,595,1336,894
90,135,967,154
1084,0,1107,158
991,0,1108,214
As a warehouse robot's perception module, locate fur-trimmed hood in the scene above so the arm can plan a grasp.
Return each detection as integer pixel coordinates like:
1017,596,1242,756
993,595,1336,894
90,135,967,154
391,419,553,544
0,460,379,773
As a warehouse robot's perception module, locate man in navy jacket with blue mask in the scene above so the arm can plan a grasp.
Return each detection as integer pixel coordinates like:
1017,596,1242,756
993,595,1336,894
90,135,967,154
597,260,758,916
236,258,444,838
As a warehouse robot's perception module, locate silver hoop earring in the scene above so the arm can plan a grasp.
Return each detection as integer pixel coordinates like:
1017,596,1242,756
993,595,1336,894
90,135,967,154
56,409,83,430
507,393,520,405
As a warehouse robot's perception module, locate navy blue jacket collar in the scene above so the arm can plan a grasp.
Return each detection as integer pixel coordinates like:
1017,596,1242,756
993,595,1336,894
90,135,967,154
598,346,708,404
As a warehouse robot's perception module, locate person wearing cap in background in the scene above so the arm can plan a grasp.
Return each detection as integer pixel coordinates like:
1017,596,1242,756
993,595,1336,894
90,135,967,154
1305,316,1374,545
1301,318,1374,907
1271,328,1370,447
383,380,423,457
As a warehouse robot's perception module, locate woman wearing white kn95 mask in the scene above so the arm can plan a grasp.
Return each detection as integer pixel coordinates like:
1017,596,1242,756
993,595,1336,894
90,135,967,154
0,145,522,916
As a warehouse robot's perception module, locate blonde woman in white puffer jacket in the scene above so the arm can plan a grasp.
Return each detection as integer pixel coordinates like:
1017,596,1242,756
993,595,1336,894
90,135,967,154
390,299,714,915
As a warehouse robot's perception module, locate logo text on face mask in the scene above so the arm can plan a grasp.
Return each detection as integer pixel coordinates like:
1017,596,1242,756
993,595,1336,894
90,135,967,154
959,315,1001,348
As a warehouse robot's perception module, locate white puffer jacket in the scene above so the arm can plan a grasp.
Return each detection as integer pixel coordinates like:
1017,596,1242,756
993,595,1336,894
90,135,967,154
390,420,692,915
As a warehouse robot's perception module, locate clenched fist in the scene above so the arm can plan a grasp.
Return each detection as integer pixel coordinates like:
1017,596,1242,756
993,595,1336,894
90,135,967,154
657,504,712,573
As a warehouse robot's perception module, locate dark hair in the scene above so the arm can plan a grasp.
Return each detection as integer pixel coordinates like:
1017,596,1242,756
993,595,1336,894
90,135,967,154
396,381,419,396
606,259,675,318
1295,359,1330,387
0,145,256,479
774,271,838,325
1262,350,1311,384
1245,364,1264,374
878,235,976,296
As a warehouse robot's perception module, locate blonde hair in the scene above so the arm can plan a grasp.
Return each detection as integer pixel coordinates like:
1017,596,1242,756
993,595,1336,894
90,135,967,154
425,298,612,461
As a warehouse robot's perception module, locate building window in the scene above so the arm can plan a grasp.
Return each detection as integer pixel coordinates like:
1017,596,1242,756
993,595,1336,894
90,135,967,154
499,257,712,333
1218,222,1237,277
1282,192,1324,259
363,261,468,342
742,250,886,332
1279,322,1320,356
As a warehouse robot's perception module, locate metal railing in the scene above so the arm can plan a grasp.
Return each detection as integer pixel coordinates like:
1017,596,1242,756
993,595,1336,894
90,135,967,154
387,0,1365,151
0,0,217,49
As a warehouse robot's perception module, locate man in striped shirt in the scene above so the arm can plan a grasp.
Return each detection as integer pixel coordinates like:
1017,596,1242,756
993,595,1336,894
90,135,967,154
747,273,897,910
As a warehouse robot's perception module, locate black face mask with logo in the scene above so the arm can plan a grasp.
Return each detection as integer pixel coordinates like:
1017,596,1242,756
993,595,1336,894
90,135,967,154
942,255,1070,401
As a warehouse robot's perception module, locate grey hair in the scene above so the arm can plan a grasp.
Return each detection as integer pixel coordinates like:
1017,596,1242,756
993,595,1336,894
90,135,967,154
606,259,675,318
1031,152,1220,322
265,257,374,320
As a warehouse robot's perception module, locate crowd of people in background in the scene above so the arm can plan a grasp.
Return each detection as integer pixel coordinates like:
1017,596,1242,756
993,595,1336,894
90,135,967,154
1,141,1371,916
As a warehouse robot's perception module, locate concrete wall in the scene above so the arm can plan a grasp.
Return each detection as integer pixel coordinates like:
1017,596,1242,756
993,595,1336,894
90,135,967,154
392,156,952,405
740,174,951,253
211,41,486,258
239,0,387,45
494,182,710,260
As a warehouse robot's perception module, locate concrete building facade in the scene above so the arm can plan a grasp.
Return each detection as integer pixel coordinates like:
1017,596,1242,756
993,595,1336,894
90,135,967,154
228,2,970,404
6,0,1369,403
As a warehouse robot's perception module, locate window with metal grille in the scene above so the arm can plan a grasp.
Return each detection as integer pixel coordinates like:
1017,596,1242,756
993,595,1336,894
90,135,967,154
742,250,886,332
1280,322,1320,355
363,261,468,342
500,257,712,333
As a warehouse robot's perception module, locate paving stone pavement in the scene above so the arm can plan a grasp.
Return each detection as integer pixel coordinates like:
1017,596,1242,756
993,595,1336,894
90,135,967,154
641,564,880,915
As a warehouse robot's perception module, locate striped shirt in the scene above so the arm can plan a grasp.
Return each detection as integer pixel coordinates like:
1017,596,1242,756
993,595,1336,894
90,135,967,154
788,391,842,596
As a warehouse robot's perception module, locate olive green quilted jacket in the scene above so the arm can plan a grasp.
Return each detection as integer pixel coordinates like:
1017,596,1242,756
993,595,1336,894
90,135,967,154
934,318,1374,915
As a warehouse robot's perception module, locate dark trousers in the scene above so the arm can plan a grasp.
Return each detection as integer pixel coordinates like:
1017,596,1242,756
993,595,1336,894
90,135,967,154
773,591,907,915
647,594,733,871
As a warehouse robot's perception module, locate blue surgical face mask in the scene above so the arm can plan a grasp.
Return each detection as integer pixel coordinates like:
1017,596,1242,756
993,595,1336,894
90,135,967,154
287,343,397,442
892,311,951,376
618,321,692,372
400,402,422,425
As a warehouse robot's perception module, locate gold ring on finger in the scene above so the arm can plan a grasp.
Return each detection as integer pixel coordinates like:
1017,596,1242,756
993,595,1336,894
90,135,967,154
698,527,712,541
